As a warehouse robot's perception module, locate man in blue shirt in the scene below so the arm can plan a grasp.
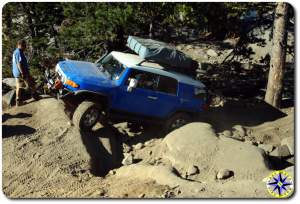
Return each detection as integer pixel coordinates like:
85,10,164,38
12,39,39,106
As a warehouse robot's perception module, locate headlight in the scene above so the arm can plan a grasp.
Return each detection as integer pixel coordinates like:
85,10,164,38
55,64,66,83
65,79,79,88
55,64,60,72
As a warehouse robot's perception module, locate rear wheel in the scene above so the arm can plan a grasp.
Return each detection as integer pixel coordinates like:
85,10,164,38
164,113,191,133
73,101,101,130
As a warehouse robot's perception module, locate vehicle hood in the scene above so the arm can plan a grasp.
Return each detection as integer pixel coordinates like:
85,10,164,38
57,60,114,90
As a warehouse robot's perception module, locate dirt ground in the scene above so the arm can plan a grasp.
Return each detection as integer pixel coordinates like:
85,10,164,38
2,97,294,198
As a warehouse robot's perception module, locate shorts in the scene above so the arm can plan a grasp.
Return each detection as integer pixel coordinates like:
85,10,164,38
15,76,35,90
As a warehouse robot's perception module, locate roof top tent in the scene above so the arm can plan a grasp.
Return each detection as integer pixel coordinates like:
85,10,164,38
126,36,198,77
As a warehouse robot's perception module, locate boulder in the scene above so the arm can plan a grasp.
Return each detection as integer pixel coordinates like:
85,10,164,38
2,78,16,88
240,63,253,70
186,165,199,176
286,157,295,165
279,145,292,157
122,153,134,166
108,170,116,175
116,164,190,189
144,141,152,146
244,140,255,146
176,45,183,50
216,169,233,180
185,45,193,50
2,90,16,107
196,50,208,60
232,125,246,137
222,130,232,137
134,143,144,150
258,144,274,154
230,136,245,142
223,38,240,47
206,49,218,57
281,137,294,155
269,145,291,158
122,143,132,153
162,123,270,181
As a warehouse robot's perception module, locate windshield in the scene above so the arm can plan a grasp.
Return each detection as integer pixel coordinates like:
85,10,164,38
96,54,125,80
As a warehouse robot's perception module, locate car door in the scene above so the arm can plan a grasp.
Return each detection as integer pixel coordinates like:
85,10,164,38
153,75,180,118
111,69,160,117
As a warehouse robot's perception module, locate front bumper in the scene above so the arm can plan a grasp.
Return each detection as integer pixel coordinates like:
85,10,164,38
44,69,71,99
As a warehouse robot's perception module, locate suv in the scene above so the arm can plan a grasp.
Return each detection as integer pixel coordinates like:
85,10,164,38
46,51,208,132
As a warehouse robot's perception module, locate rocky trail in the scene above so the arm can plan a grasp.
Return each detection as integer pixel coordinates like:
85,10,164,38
2,96,294,198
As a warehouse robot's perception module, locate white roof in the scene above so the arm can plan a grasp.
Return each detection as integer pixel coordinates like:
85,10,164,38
111,51,163,69
111,51,205,88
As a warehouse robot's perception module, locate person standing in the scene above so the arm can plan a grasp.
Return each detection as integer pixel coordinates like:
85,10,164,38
12,39,39,106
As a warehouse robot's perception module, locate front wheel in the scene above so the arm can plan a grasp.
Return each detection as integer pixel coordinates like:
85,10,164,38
164,113,191,133
73,101,101,130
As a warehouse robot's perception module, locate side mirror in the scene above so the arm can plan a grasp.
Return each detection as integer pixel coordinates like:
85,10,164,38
127,78,138,92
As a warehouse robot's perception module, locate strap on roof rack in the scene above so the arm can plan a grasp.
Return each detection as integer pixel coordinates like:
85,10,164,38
137,59,146,66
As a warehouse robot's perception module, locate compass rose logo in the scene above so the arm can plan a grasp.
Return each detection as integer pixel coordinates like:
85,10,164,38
265,170,294,198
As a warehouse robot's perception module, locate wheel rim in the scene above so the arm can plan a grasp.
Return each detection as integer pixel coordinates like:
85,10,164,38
170,118,187,130
83,108,99,127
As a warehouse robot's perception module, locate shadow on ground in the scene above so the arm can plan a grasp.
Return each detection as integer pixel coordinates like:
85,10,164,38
78,123,165,176
121,124,165,145
2,125,36,138
2,113,32,123
267,155,294,170
79,126,123,177
198,99,288,133
2,113,35,138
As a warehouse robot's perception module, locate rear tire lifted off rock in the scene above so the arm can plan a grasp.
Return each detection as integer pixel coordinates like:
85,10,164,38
73,101,102,130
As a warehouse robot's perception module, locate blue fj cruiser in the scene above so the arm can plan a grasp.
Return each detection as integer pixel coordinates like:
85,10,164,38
46,50,208,132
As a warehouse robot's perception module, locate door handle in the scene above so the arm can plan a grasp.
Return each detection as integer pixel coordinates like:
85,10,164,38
147,96,158,100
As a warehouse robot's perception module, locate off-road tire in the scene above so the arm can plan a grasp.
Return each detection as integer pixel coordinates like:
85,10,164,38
164,112,191,134
73,101,101,130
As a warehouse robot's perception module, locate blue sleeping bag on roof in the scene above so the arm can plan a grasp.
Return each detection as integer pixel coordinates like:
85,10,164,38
127,36,198,77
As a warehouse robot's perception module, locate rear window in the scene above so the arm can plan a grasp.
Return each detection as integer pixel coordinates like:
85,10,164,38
157,75,178,95
194,87,207,100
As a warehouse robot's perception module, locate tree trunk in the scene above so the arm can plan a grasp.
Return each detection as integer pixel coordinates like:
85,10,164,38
264,2,288,108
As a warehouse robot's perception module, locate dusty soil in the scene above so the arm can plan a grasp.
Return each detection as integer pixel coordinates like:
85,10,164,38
2,97,294,198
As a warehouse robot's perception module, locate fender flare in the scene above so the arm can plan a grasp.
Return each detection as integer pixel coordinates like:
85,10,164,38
166,109,195,120
73,90,107,97
72,90,110,108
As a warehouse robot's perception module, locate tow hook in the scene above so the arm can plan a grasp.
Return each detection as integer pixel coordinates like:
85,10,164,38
54,79,63,90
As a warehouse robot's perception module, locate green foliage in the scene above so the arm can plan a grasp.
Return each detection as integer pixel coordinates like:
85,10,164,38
2,2,64,78
59,2,136,60
2,2,290,80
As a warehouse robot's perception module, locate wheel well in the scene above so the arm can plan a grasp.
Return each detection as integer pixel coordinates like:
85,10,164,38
168,111,194,120
73,92,108,108
63,91,108,110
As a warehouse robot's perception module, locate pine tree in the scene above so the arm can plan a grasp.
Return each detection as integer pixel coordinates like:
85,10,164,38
265,2,289,108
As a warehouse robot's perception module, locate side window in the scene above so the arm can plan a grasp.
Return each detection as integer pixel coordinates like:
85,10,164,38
157,75,178,95
126,70,159,91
